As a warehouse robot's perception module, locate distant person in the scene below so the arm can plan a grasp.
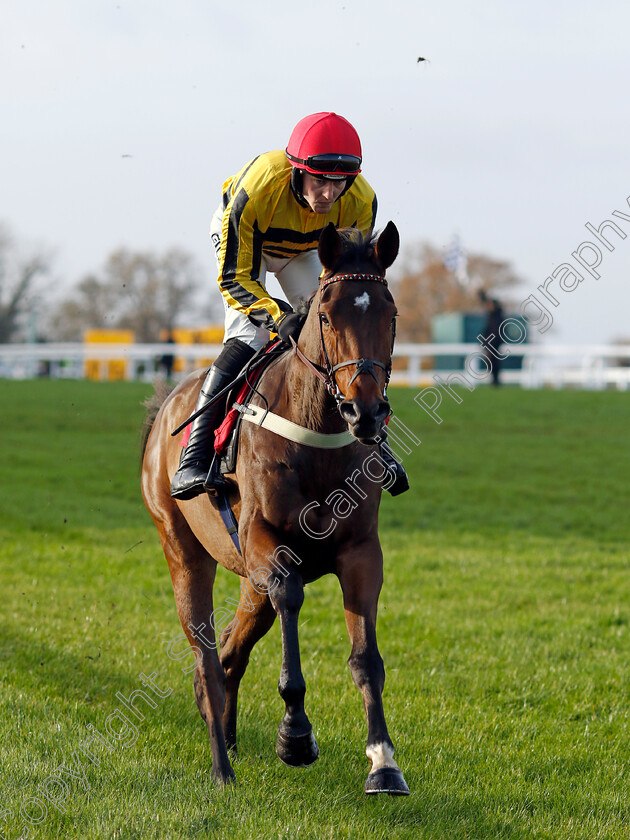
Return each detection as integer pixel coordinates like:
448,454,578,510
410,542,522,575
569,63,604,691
160,332,176,380
479,291,505,387
170,111,409,500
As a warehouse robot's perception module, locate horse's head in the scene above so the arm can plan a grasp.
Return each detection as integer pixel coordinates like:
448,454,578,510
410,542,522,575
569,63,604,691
316,221,399,443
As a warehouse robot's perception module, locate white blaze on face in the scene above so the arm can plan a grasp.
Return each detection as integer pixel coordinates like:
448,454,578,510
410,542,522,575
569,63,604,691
354,291,370,312
365,741,401,772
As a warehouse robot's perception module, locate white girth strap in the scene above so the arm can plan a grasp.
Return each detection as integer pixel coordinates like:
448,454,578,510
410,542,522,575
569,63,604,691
237,404,356,449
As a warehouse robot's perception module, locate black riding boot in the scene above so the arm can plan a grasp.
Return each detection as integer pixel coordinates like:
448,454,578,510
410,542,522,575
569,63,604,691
170,339,255,501
379,428,410,497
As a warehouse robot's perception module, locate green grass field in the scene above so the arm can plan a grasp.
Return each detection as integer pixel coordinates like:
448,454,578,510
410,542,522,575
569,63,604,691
1,379,629,840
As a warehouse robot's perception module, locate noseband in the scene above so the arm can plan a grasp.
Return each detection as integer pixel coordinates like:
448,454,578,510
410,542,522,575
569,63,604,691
292,272,396,405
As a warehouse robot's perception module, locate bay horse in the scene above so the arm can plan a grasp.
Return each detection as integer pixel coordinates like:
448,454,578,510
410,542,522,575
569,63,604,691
141,221,409,795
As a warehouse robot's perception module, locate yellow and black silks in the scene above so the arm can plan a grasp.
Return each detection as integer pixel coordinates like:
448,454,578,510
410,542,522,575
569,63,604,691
216,149,377,332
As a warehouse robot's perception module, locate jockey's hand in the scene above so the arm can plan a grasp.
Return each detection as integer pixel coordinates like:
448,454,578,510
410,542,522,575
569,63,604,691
275,311,306,345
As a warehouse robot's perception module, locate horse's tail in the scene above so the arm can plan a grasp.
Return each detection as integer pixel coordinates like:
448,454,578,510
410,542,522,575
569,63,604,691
140,380,173,464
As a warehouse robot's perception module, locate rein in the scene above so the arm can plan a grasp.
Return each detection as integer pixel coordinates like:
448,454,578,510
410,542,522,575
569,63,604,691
293,271,395,405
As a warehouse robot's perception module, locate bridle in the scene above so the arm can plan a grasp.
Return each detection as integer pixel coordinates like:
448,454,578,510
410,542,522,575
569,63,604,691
291,271,396,406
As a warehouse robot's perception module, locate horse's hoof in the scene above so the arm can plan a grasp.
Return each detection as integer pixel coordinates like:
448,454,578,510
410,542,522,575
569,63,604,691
276,728,319,767
364,767,410,795
211,769,236,787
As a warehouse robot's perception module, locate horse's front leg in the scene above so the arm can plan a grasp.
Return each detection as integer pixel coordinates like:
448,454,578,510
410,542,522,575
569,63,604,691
268,567,319,767
338,542,410,795
244,516,319,767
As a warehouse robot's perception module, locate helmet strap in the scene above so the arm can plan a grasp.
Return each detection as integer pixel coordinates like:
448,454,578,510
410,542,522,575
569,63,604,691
338,174,357,198
290,169,309,208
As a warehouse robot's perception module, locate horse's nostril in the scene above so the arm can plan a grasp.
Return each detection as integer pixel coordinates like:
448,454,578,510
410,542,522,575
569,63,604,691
376,401,390,424
340,401,360,424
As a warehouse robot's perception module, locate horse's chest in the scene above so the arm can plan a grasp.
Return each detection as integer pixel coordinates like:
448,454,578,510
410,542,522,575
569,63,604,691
252,462,379,545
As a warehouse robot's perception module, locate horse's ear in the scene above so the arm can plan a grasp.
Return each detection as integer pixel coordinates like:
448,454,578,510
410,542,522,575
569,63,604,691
318,222,342,271
375,221,399,271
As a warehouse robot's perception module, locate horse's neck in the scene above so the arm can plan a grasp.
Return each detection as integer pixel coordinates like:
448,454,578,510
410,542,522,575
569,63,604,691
282,317,345,434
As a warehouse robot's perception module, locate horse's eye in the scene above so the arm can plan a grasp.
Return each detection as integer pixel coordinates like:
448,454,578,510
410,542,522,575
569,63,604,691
320,314,330,327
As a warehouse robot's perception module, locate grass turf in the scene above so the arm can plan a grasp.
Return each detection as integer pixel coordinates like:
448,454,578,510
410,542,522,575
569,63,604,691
0,379,629,839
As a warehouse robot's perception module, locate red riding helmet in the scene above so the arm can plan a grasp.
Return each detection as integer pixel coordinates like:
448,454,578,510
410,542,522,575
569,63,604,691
286,112,362,180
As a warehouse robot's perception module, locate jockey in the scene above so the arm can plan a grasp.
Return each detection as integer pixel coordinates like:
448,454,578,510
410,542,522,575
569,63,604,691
171,112,409,500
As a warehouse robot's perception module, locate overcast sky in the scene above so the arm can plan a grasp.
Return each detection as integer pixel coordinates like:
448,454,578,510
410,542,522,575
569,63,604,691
2,0,629,344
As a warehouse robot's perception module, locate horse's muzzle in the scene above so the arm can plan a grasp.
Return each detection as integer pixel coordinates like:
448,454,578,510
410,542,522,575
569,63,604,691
339,398,390,443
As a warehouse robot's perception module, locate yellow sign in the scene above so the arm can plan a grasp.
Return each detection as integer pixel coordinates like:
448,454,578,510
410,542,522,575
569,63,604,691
84,329,134,381
161,326,224,373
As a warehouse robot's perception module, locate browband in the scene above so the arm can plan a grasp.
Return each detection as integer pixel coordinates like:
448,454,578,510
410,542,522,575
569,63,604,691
320,272,387,291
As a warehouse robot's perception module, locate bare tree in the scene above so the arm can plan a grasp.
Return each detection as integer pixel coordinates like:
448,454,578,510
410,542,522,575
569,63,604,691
0,224,51,342
51,247,204,341
391,243,522,343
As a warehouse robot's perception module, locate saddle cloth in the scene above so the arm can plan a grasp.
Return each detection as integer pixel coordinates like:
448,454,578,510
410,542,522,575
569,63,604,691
220,340,288,476
213,377,255,456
